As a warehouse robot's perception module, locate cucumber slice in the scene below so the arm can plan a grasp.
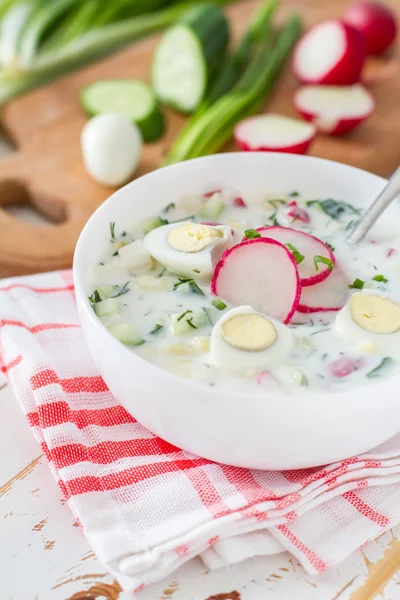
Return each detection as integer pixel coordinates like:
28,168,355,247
152,5,230,113
197,192,224,220
94,298,120,317
97,284,118,299
81,79,165,142
108,322,145,346
143,216,168,235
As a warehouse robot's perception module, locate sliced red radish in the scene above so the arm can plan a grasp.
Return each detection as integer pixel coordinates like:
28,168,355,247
297,267,350,313
233,197,247,208
327,357,365,378
211,238,301,324
285,201,311,224
344,1,397,55
204,189,221,198
292,20,366,85
234,114,316,154
294,84,374,135
252,226,335,287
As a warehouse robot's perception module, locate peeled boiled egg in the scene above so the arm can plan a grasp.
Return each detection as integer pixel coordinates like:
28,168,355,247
81,113,142,187
210,305,293,372
335,291,400,355
143,221,232,279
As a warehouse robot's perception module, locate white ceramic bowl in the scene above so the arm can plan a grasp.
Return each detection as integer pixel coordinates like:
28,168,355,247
73,153,400,470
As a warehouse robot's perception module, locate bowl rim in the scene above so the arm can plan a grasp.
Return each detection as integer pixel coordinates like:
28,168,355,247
73,152,396,407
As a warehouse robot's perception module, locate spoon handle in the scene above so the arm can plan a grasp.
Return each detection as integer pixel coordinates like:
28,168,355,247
347,166,400,244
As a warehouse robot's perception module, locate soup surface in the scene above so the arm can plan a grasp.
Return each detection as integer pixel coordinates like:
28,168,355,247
89,188,400,395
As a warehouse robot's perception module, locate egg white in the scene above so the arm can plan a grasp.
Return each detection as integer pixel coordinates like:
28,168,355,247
210,305,293,372
143,221,232,279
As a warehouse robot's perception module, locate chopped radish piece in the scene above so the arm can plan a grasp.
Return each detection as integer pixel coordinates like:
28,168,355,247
234,114,316,154
328,357,364,378
294,84,374,135
292,20,366,85
211,238,301,324
387,248,396,257
297,267,350,313
204,189,221,198
253,226,335,287
285,201,310,224
200,221,222,226
233,197,247,208
344,1,397,55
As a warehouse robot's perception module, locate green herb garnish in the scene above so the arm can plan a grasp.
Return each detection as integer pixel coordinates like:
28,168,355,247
150,324,163,334
244,229,261,240
289,191,300,197
268,199,287,209
173,278,204,295
157,268,168,278
373,274,388,283
112,250,119,257
164,202,176,212
348,278,365,289
326,242,335,252
306,199,361,221
110,221,116,241
186,318,197,329
111,282,130,298
313,255,334,272
88,290,102,304
285,243,305,265
367,357,393,379
177,309,193,322
212,298,227,310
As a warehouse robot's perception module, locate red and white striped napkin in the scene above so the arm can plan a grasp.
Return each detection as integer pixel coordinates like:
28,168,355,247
1,270,400,592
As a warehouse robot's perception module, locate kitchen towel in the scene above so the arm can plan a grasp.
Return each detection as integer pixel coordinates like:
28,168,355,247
1,269,400,592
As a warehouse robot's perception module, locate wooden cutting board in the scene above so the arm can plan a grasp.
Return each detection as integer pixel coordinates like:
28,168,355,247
0,0,399,276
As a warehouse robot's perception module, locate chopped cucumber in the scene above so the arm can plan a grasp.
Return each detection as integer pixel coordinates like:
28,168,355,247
94,298,120,317
81,79,165,142
152,4,230,113
96,284,119,299
170,310,207,335
197,192,224,220
107,322,144,346
143,216,168,234
212,298,227,310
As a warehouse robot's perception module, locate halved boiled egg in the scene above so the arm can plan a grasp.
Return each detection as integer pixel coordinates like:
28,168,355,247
210,305,293,372
335,291,400,355
143,221,232,279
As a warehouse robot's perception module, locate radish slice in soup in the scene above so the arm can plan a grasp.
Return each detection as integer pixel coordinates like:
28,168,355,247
294,84,374,135
297,267,350,313
254,226,335,287
211,238,301,324
234,114,316,154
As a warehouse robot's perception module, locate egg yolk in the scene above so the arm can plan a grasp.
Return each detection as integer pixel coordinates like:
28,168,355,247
350,293,400,334
167,223,224,253
221,314,277,352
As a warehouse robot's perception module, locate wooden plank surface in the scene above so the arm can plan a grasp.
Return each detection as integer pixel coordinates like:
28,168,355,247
0,0,398,276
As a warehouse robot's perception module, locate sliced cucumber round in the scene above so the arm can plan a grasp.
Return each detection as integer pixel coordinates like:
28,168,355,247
80,79,165,142
152,5,230,114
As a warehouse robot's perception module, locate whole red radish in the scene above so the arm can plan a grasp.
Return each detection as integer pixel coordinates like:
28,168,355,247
293,20,367,85
344,1,397,55
294,84,375,135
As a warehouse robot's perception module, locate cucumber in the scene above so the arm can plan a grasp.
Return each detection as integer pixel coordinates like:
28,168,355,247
81,79,165,142
197,192,224,220
94,298,120,317
108,322,145,346
170,310,207,335
143,216,168,234
97,284,119,299
152,4,230,113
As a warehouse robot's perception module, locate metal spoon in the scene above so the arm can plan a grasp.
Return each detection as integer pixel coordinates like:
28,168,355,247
347,166,400,244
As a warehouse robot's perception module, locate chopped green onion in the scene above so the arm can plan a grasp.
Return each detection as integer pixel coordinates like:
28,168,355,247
285,243,305,265
164,202,175,212
110,221,116,241
268,199,287,209
112,250,119,257
88,289,102,304
313,255,334,272
111,281,130,298
212,298,227,310
306,199,361,221
373,274,388,283
367,357,393,378
244,228,261,239
325,242,335,252
157,267,168,278
150,323,163,334
173,278,204,295
289,191,300,197
348,278,365,290
186,317,197,329
177,309,192,322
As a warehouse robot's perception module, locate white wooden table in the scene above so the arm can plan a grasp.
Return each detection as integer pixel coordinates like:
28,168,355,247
1,140,400,600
